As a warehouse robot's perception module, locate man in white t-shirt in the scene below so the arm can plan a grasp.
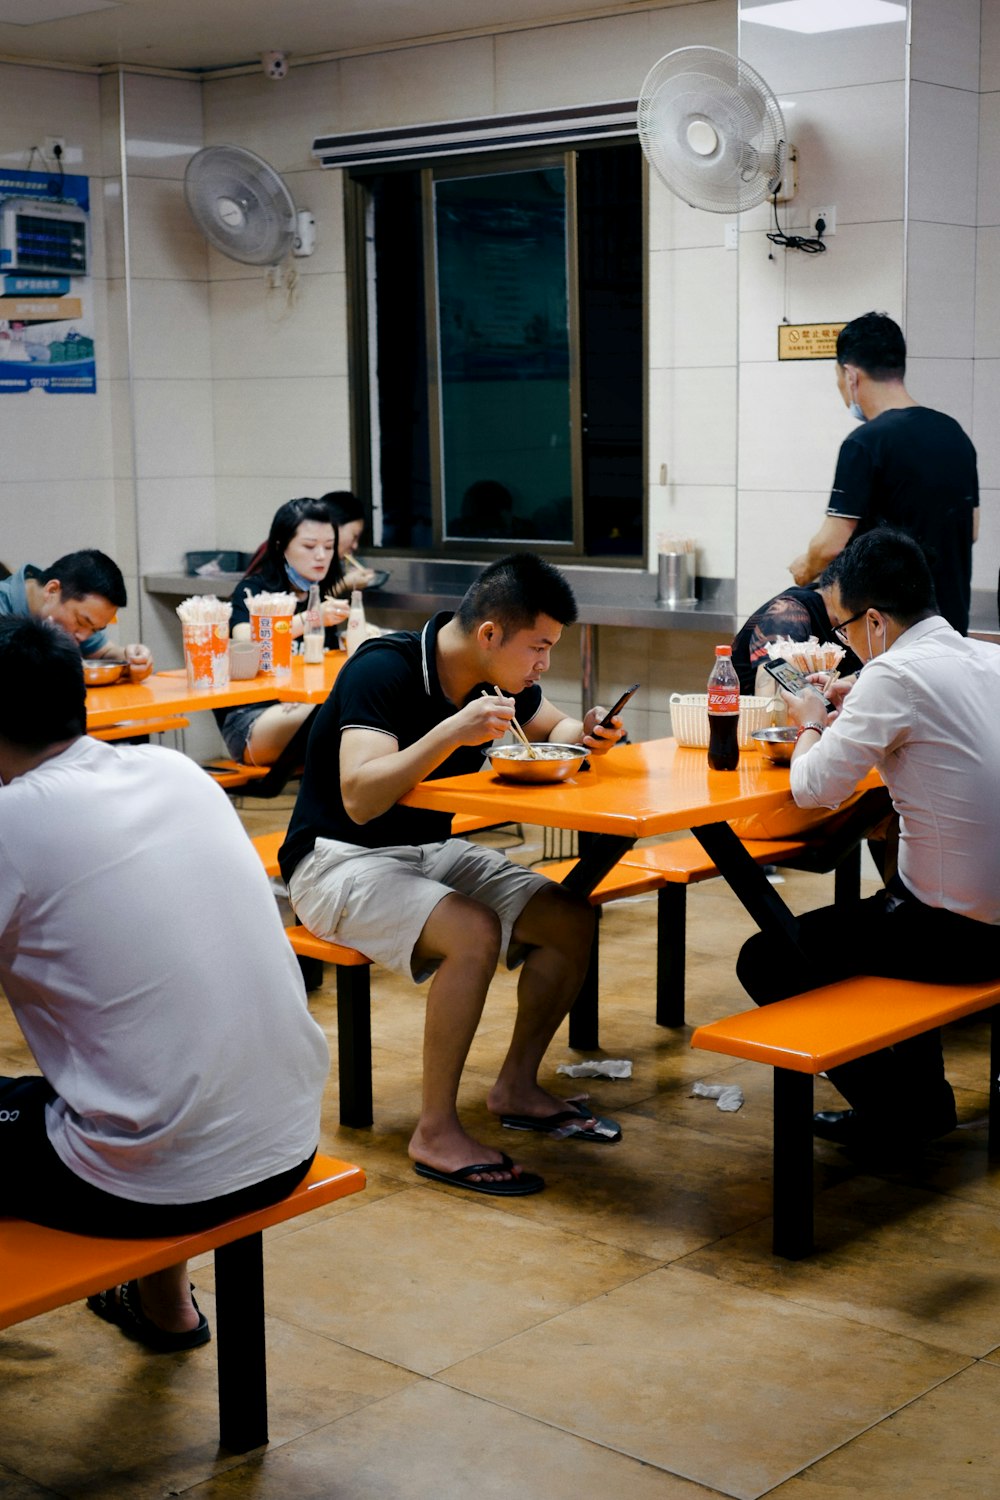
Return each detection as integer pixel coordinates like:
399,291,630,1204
0,616,329,1352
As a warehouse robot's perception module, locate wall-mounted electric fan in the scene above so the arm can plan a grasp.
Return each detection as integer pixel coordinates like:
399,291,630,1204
184,145,314,265
638,46,788,213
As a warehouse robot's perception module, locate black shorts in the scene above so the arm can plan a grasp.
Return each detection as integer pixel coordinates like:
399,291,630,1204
0,1076,315,1238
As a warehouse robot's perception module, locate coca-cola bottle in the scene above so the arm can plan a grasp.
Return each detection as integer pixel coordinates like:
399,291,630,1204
707,644,740,771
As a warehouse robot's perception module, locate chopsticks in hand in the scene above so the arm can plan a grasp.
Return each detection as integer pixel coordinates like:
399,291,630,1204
483,687,539,758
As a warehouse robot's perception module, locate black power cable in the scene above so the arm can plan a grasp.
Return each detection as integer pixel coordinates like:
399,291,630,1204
766,193,827,254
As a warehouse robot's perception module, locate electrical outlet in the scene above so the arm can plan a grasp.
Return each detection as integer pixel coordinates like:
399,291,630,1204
43,136,66,162
810,204,836,236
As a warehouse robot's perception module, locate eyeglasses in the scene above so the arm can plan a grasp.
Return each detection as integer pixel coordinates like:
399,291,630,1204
831,607,882,645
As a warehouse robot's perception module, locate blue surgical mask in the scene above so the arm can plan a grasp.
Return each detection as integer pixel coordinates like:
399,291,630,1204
285,561,316,591
849,401,866,423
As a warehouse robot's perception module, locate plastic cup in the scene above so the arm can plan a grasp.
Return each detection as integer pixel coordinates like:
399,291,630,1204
251,612,293,677
183,621,230,690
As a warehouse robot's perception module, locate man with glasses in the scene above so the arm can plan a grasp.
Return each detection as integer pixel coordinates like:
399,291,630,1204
738,528,1000,1155
789,311,979,634
0,549,153,671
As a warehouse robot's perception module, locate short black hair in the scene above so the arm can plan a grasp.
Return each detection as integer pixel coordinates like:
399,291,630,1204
0,615,86,750
319,491,366,530
455,553,578,636
36,549,127,608
823,527,936,624
836,312,906,382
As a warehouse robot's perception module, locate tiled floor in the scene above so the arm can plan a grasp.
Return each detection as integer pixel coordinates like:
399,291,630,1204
2,806,998,1499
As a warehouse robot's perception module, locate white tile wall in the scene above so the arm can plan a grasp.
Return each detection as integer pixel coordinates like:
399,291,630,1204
906,358,975,431
647,483,737,576
123,74,204,180
975,226,1000,356
0,480,117,562
910,0,983,91
0,62,103,174
340,38,495,129
204,62,344,173
648,247,737,369
208,273,347,379
738,221,904,366
908,81,980,227
647,175,729,253
739,10,906,93
736,486,831,617
126,175,210,281
135,475,217,571
132,378,216,478
972,488,1000,593
212,375,350,478
973,359,1000,489
737,359,850,494
1,389,114,483
740,81,906,237
130,278,212,379
983,0,1000,92
905,221,976,358
647,366,738,487
497,13,659,111
979,91,1000,225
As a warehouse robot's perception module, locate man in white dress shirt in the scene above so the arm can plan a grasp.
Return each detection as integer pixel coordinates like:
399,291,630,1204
738,528,1000,1153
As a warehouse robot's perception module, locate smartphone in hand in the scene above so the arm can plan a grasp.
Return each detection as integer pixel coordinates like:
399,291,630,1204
597,682,639,729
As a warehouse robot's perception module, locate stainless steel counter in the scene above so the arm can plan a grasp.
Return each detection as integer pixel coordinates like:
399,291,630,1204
144,559,738,633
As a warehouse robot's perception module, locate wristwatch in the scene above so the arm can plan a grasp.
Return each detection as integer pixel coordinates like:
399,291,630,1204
796,721,825,740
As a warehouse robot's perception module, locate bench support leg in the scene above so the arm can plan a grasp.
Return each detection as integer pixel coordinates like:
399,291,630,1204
215,1232,268,1452
655,885,686,1027
568,914,600,1051
772,1070,815,1259
337,966,373,1129
990,1006,1000,1163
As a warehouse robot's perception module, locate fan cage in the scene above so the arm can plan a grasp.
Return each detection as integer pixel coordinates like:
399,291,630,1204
184,145,297,266
638,46,786,214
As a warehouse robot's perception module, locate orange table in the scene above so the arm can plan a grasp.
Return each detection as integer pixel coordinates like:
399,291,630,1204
403,738,877,1045
85,651,346,731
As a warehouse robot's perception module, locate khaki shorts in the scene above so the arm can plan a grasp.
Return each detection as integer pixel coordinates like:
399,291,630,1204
288,838,551,982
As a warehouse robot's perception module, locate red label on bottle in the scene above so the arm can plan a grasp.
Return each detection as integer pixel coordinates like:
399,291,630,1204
707,686,738,714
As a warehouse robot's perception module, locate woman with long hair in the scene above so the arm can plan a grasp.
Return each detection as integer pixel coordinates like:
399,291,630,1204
215,497,348,766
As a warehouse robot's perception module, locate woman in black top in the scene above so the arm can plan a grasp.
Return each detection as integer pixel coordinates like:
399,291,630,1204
216,497,348,766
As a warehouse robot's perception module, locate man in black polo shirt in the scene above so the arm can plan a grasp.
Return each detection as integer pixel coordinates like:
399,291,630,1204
789,312,979,634
280,554,626,1197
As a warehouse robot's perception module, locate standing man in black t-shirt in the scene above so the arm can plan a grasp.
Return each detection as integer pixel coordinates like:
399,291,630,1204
279,554,627,1198
789,312,979,633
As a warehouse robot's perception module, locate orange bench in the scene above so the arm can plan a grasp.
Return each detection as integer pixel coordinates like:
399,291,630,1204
692,976,1000,1258
0,1153,365,1452
539,834,860,1047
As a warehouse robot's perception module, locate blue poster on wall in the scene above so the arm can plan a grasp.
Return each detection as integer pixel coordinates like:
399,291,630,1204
0,168,95,394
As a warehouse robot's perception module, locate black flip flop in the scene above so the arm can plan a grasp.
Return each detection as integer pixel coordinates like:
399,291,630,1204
499,1100,622,1142
87,1279,211,1353
413,1151,545,1196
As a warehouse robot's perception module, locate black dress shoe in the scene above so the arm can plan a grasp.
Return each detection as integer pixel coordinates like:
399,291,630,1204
813,1100,957,1153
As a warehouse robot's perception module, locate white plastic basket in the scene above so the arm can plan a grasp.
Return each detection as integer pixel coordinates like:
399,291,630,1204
669,693,773,749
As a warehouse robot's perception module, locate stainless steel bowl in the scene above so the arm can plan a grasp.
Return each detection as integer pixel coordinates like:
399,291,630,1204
752,726,799,764
487,743,588,783
82,659,126,686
